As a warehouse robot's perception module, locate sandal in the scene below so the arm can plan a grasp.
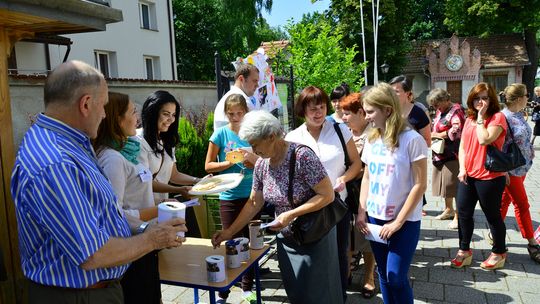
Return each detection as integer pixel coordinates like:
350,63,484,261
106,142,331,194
528,244,540,264
350,252,362,272
361,286,377,299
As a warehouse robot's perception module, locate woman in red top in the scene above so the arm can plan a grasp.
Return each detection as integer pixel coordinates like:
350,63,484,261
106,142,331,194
451,82,508,270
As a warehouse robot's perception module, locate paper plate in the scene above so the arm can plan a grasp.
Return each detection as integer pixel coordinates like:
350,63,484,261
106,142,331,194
188,173,244,195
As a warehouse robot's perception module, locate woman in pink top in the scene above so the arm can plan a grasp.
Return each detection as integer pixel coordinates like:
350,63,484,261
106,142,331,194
451,83,508,270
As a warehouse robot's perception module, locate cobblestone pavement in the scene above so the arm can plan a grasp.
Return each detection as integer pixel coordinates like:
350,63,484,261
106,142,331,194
162,135,540,304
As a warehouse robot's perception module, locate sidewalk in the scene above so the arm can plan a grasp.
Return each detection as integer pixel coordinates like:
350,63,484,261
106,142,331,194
162,147,540,304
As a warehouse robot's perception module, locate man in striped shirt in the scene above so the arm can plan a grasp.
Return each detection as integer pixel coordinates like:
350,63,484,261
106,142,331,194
11,60,186,304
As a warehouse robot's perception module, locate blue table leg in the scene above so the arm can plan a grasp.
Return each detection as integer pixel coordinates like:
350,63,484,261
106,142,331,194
194,288,199,303
209,290,216,304
255,264,262,304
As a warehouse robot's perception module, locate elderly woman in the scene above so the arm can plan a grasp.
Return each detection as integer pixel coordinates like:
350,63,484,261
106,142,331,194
427,88,465,229
500,84,540,263
212,110,343,304
285,86,362,302
341,92,377,299
451,82,508,270
356,83,427,304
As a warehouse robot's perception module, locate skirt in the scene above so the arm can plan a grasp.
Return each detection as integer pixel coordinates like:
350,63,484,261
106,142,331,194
277,227,343,304
432,159,459,198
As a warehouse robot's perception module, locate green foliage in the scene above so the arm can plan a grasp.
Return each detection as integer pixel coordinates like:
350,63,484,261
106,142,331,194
405,0,451,41
282,13,366,94
175,110,214,177
172,0,284,80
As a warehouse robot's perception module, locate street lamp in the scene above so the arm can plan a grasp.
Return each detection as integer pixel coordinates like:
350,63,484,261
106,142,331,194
380,62,390,82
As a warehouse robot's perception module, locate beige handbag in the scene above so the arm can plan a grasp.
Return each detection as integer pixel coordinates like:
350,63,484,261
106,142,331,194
431,137,445,154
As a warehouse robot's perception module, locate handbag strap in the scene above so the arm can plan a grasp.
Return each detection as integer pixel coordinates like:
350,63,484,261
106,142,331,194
333,123,351,169
152,151,165,179
288,144,313,207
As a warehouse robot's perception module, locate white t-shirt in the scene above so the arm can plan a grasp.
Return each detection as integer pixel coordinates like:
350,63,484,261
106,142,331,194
285,121,353,200
361,129,427,221
213,86,255,130
135,131,176,203
97,148,154,219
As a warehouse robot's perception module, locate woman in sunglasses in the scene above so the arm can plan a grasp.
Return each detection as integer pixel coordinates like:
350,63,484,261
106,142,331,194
451,82,508,270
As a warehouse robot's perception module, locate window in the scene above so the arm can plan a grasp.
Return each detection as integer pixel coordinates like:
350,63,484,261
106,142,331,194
139,1,157,30
483,72,508,94
144,56,161,80
94,50,118,78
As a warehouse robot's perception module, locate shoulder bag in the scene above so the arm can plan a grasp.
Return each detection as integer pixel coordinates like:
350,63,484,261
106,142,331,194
288,145,348,246
484,117,526,172
333,123,361,214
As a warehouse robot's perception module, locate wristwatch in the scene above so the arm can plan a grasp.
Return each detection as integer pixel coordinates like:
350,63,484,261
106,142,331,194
476,118,484,125
136,222,149,234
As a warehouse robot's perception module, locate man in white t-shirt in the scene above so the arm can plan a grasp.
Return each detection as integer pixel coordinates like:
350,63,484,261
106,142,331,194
213,64,259,130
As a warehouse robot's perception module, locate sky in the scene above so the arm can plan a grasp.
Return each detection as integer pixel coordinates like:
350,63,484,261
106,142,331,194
261,0,331,28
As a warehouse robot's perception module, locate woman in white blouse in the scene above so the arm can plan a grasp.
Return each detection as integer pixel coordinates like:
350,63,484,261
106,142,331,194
93,92,163,304
285,86,362,302
137,90,202,203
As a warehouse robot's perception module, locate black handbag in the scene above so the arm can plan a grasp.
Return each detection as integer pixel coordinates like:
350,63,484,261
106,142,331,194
484,117,526,172
288,145,348,245
334,123,361,214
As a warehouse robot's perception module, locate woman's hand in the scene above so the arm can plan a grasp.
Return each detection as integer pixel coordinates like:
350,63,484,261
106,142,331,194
211,229,233,248
379,219,404,240
458,169,467,185
174,186,192,199
355,211,369,236
505,173,511,186
271,210,296,231
478,99,488,118
241,150,259,169
334,176,346,192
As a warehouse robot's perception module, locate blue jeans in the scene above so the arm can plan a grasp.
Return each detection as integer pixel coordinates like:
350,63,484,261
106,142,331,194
368,217,420,304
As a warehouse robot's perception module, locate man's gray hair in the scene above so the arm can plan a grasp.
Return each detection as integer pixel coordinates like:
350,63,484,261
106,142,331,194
44,60,104,107
239,110,283,142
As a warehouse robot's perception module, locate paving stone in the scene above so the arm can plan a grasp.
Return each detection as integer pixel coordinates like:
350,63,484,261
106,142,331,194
506,276,540,293
473,271,508,291
423,247,451,258
412,281,444,301
444,285,487,304
521,291,540,304
429,267,474,286
485,291,522,304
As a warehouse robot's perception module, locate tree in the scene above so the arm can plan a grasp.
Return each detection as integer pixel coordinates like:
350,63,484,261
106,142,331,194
283,13,366,94
172,0,283,80
444,0,540,95
325,0,415,83
406,0,451,41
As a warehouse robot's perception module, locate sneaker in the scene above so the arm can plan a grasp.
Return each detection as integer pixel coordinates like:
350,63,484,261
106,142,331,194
242,291,258,304
448,219,458,229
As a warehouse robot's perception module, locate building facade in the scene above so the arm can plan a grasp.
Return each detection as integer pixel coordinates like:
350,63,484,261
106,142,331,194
9,0,176,80
403,34,529,106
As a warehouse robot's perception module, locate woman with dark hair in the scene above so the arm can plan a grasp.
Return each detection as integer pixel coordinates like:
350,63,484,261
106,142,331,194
137,90,201,203
94,92,163,304
286,86,362,302
328,82,351,123
451,82,508,270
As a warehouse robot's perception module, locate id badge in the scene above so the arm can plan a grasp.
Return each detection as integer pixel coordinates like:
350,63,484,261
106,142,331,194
138,165,152,183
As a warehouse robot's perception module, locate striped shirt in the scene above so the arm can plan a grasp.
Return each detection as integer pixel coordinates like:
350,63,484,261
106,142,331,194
11,114,131,288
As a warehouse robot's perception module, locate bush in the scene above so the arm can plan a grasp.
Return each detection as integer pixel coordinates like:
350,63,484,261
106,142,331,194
175,104,214,177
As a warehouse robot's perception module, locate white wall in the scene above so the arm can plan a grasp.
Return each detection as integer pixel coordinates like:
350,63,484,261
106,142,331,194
15,0,176,80
13,42,47,74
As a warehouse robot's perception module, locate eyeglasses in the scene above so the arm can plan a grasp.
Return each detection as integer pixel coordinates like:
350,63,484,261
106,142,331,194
473,96,489,102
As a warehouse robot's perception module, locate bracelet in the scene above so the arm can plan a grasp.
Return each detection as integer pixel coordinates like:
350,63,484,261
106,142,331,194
476,119,484,125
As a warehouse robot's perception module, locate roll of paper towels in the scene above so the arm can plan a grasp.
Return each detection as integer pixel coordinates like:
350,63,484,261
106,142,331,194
206,255,226,283
158,200,186,237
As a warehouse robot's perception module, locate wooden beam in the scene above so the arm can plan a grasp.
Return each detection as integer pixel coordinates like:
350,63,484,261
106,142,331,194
0,27,23,304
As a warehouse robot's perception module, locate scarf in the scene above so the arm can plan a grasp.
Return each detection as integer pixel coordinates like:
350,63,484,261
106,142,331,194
112,137,140,165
